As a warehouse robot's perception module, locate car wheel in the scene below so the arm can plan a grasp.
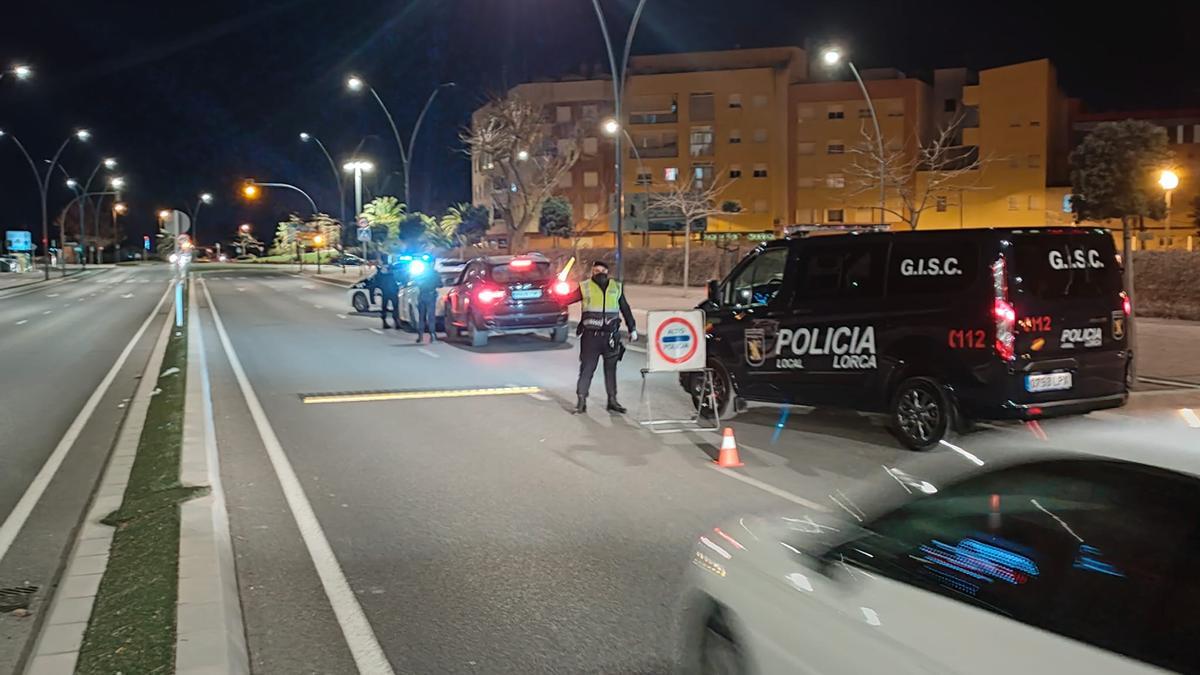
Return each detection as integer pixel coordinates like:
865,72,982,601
693,361,736,421
890,376,951,451
468,318,488,348
550,325,569,343
698,611,745,675
351,292,368,313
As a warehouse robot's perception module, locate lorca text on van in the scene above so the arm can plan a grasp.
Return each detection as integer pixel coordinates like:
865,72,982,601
751,325,878,370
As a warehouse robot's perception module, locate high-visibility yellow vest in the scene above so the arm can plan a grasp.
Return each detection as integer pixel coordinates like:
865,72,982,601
580,279,623,329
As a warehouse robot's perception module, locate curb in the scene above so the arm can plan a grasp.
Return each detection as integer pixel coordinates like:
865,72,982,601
294,271,357,288
0,268,104,299
22,294,174,675
176,279,249,674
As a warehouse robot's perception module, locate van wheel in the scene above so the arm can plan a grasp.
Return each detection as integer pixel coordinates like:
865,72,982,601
469,320,488,348
890,376,950,451
550,325,569,343
694,362,735,421
352,292,368,313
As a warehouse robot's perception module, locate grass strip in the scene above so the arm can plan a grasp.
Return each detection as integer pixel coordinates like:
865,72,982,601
76,287,205,674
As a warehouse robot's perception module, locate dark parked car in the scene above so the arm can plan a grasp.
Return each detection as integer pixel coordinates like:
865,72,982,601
443,254,571,347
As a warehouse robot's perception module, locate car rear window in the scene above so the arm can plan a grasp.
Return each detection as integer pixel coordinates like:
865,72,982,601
1012,234,1121,299
489,261,552,283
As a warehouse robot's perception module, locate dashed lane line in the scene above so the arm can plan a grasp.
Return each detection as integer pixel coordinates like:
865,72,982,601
368,327,383,335
417,348,439,359
15,319,28,325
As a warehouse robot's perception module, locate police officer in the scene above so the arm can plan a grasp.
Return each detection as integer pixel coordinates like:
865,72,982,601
413,259,440,343
564,260,637,414
376,261,401,329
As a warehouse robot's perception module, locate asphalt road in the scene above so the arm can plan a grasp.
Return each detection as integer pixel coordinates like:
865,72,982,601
0,264,174,672
193,266,1200,674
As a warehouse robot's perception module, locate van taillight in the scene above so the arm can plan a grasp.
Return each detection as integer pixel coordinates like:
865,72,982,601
991,257,1015,362
1120,291,1131,317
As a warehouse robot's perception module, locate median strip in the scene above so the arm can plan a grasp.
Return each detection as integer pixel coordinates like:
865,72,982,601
301,385,541,404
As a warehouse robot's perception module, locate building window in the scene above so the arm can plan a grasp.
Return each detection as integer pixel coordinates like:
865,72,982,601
581,104,599,120
1028,154,1041,168
797,141,815,155
556,105,572,123
665,167,678,182
944,99,957,113
556,138,575,156
693,163,715,188
827,141,845,154
690,126,714,157
689,92,715,122
797,177,816,188
754,199,769,213
1028,195,1040,210
886,100,904,117
1009,114,1021,127
729,129,742,144
1009,156,1021,169
635,171,652,185
826,173,845,189
826,208,845,223
854,208,873,223
935,195,948,212
729,165,742,179
1177,125,1185,144
558,172,573,189
583,137,598,155
583,171,599,187
827,105,845,120
583,202,599,219
797,106,815,121
1030,120,1041,127
753,128,768,143
728,93,742,109
1007,196,1019,211
752,94,768,108
858,108,872,119
753,163,768,178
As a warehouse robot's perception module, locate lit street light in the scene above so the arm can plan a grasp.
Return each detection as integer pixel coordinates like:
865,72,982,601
345,74,454,207
821,46,885,222
1,64,32,82
343,159,374,258
240,223,251,233
78,157,120,265
191,192,214,246
241,178,318,213
1159,169,1180,242
299,131,347,225
65,178,77,189
112,202,127,215
0,128,92,278
516,149,530,161
602,118,621,136
108,176,125,190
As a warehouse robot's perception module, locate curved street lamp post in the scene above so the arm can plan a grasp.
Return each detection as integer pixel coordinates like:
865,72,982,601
300,132,347,226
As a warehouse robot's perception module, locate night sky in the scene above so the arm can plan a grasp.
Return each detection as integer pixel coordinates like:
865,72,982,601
2,0,1198,246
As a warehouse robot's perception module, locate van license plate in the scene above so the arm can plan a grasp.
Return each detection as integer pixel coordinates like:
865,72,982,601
1026,372,1072,393
512,289,543,300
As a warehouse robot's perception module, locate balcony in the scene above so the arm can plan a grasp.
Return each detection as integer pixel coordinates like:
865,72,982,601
635,145,679,158
629,111,678,125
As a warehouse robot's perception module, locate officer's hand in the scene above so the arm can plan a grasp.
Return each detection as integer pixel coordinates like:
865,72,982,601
629,330,639,342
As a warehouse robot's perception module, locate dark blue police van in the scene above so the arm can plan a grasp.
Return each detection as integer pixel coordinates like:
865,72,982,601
684,228,1130,449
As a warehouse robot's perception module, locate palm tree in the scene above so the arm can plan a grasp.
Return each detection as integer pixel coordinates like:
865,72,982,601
360,196,406,254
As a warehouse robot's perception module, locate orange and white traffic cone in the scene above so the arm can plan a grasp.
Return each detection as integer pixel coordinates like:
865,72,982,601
715,427,743,468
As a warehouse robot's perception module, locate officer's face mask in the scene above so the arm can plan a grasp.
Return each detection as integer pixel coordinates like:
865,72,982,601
592,272,608,285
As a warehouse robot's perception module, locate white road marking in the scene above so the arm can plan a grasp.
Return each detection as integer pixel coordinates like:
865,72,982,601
201,280,394,675
0,285,171,567
368,327,383,335
15,319,28,325
313,304,324,310
709,465,829,511
46,293,59,297
302,284,315,290
336,314,347,320
64,303,72,307
121,293,135,299
42,310,52,315
237,287,245,292
527,392,551,401
417,348,439,359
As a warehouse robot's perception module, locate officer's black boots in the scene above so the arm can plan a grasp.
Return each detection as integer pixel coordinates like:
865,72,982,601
574,396,587,414
606,399,627,414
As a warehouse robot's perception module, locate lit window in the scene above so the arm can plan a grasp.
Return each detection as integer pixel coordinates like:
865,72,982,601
665,167,679,182
826,208,844,223
556,106,572,123
753,163,768,178
935,195,947,212
1028,154,1041,168
728,93,743,109
557,138,575,156
581,104,599,120
583,202,599,219
583,137,598,155
826,173,845,188
753,128,768,143
583,171,599,187
1028,195,1040,210
689,126,714,157
1008,196,1019,211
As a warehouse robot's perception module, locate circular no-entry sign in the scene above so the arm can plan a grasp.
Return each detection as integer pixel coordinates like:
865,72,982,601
654,317,699,366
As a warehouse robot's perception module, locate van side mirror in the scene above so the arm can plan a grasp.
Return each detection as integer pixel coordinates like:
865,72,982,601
706,279,721,305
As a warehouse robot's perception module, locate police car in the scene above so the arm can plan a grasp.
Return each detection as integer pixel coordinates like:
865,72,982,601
399,258,465,331
683,228,1130,450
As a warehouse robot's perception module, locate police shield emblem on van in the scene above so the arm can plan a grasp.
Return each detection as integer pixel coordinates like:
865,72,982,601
744,328,766,366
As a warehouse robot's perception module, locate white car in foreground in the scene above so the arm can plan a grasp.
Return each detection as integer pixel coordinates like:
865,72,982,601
679,424,1199,674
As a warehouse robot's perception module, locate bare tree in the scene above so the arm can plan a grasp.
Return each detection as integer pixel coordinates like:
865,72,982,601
846,117,988,231
647,170,732,292
461,93,582,252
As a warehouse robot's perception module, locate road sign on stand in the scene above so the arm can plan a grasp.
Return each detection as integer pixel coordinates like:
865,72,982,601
356,216,371,242
647,310,705,372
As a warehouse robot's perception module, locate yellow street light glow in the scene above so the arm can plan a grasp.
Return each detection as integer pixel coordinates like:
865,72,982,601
242,183,259,199
112,202,127,214
301,386,541,404
1159,169,1180,191
240,223,251,233
314,234,324,246
158,209,171,219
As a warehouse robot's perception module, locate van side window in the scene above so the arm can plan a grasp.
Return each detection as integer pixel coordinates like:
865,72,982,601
726,247,788,308
888,241,978,295
793,243,885,301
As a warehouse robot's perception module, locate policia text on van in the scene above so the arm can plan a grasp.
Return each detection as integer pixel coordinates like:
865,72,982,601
682,228,1130,450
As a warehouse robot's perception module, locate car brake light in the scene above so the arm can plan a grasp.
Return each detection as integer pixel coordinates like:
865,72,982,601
553,280,570,296
991,256,1015,362
476,288,505,304
1120,291,1131,317
509,258,533,269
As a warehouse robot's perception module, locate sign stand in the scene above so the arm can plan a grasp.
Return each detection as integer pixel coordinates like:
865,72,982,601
635,309,719,434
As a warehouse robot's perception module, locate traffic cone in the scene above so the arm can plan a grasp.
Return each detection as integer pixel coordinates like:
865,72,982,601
716,427,743,468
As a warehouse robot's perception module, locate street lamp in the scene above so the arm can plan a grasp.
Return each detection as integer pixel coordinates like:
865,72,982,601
241,178,318,213
343,159,374,258
516,149,530,162
1,64,32,82
158,209,171,220
189,192,214,247
112,202,127,215
345,74,454,207
300,130,347,226
108,176,126,190
590,0,648,280
77,157,120,266
0,128,92,279
1159,169,1180,243
821,46,886,223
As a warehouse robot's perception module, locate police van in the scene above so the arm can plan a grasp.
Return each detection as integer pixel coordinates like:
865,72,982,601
684,228,1130,450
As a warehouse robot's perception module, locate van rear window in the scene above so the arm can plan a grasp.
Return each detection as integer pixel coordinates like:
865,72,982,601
888,241,979,295
1012,235,1120,299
